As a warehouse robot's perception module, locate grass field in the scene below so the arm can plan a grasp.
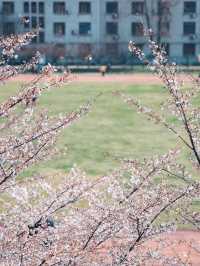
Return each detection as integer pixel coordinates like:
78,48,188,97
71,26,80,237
1,76,192,178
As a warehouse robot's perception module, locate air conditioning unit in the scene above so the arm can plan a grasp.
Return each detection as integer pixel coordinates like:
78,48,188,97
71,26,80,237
189,13,196,19
71,30,77,35
112,13,119,19
65,10,69,15
189,34,196,40
112,35,120,41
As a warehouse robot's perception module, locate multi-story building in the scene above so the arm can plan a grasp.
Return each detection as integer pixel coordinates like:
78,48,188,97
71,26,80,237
0,0,200,64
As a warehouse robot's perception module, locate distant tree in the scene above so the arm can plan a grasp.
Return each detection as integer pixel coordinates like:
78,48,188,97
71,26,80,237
143,0,179,44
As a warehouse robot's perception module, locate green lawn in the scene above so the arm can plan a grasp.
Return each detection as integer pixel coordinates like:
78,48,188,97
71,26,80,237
1,80,192,177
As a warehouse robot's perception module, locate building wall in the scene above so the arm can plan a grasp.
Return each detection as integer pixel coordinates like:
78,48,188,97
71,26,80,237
0,0,200,64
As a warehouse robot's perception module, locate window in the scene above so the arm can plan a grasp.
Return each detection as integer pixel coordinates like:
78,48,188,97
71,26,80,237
132,1,144,14
31,2,37,13
24,2,44,14
31,16,37,28
183,43,195,56
39,17,45,28
79,2,91,14
2,1,14,15
3,22,15,35
24,2,29,13
106,22,118,35
54,22,65,36
106,2,118,14
183,22,195,35
131,22,143,36
79,22,91,35
39,2,44,14
184,1,196,14
53,2,66,14
39,31,45,43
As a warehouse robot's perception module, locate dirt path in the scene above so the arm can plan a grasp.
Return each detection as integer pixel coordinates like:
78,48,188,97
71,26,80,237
73,73,162,85
145,230,200,265
10,72,194,85
8,72,184,85
94,230,200,265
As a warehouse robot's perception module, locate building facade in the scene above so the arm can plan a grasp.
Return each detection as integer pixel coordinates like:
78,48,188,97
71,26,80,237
0,0,200,64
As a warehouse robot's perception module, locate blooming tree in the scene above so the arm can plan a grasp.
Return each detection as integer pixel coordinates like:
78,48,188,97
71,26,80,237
0,32,200,265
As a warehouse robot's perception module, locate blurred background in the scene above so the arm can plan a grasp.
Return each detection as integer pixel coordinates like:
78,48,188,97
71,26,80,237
0,0,200,69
